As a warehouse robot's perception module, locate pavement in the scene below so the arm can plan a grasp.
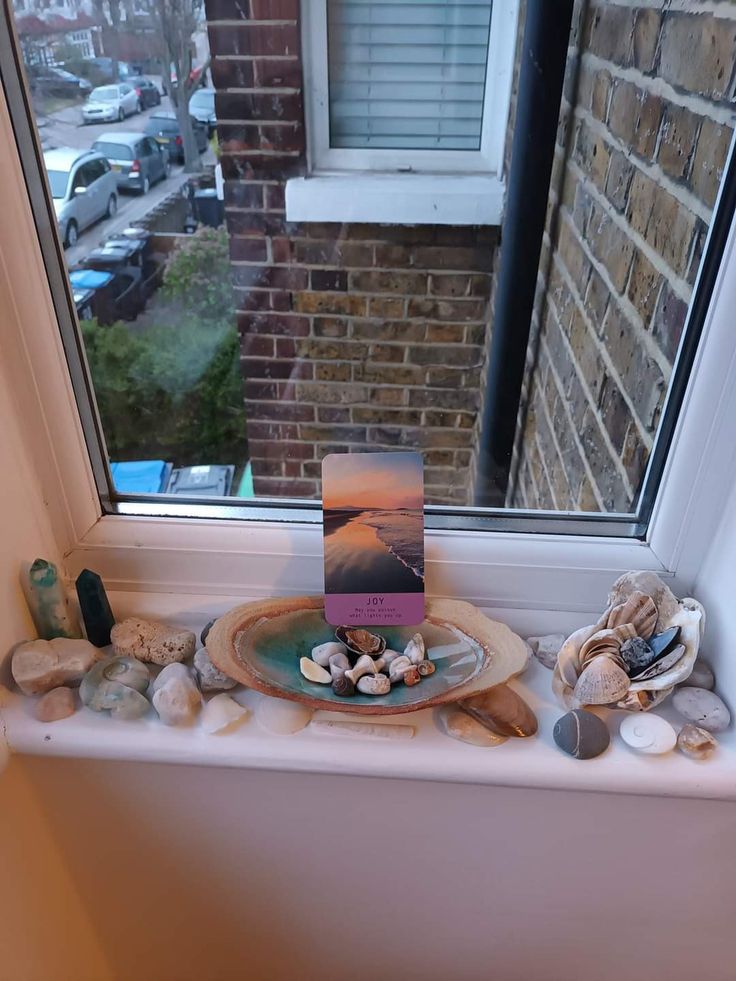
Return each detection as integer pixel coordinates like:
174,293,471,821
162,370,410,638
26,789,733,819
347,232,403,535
34,81,214,263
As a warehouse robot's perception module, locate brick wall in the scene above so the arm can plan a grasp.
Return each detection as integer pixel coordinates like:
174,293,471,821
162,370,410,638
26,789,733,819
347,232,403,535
205,0,498,505
507,0,736,512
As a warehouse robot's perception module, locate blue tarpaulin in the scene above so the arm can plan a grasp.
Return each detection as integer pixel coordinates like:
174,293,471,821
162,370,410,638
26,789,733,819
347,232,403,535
111,460,171,494
69,268,114,290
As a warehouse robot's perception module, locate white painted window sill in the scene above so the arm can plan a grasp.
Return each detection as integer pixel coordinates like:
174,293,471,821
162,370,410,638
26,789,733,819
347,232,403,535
285,174,505,226
2,595,734,802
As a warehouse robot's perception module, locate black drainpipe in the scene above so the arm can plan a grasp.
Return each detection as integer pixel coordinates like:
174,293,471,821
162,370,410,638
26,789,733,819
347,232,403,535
474,0,575,508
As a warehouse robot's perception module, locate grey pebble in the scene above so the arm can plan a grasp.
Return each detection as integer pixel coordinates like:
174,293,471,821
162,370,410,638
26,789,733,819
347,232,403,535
679,658,715,691
200,619,216,646
672,686,730,733
527,634,565,670
193,647,237,692
553,709,610,760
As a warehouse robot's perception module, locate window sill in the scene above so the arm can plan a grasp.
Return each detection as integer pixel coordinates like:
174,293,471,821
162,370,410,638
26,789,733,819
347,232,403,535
285,174,505,226
3,596,734,802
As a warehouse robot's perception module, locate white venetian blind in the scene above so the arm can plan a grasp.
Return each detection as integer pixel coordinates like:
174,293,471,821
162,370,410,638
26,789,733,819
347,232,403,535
326,0,494,151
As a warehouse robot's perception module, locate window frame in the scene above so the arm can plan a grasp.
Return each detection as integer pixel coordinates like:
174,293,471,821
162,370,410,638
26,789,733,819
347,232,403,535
302,0,520,177
2,30,736,614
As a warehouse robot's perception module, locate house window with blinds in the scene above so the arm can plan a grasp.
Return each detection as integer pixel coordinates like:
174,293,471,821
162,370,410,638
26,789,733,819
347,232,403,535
326,0,494,152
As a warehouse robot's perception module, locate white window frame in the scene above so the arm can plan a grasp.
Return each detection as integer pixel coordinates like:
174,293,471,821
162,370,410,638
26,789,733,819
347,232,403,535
2,79,736,616
287,0,520,225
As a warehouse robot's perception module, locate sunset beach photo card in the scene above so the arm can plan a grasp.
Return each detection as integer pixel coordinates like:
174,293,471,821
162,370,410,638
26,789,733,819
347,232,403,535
322,452,425,627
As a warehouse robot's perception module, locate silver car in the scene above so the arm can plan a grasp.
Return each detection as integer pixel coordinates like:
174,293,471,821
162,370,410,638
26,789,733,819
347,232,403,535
43,148,119,248
189,88,217,136
82,83,140,124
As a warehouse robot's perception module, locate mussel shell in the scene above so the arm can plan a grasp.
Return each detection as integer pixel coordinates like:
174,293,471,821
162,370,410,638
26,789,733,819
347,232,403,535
459,684,538,738
630,643,685,682
335,626,387,658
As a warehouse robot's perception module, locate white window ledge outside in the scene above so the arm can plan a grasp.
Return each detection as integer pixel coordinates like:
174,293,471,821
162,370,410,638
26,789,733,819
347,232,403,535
285,174,505,226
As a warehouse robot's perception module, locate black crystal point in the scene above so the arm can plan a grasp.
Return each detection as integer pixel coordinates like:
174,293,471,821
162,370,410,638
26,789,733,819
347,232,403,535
75,568,115,647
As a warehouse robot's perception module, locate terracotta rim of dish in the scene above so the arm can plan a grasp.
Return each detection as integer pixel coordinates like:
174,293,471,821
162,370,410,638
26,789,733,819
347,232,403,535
205,595,522,715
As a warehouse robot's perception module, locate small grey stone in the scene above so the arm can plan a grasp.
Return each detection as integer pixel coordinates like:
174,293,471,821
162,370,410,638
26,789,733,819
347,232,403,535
619,636,655,676
553,709,610,759
527,634,565,669
680,659,715,691
193,647,237,692
672,687,731,733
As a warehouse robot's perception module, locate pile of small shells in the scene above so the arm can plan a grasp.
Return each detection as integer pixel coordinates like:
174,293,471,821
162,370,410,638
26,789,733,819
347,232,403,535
553,571,705,713
299,626,435,697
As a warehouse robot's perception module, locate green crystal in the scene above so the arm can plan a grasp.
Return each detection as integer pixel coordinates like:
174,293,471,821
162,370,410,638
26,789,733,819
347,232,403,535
25,558,81,640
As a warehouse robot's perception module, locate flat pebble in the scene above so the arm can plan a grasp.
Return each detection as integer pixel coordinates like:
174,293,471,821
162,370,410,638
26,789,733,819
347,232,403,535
553,709,610,759
679,659,715,691
435,705,508,747
677,723,717,761
619,714,677,755
255,695,313,735
193,647,237,692
36,686,76,722
527,634,565,670
672,687,730,732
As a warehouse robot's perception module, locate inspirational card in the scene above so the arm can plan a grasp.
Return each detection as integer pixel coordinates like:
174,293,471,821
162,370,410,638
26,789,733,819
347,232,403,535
322,452,425,626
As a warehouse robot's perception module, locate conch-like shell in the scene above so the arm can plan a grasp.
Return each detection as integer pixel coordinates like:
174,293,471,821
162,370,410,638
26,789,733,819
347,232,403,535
553,573,704,713
573,655,630,706
404,633,425,664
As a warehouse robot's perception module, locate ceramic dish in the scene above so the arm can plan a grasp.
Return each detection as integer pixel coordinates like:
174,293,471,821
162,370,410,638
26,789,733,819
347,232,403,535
206,596,529,715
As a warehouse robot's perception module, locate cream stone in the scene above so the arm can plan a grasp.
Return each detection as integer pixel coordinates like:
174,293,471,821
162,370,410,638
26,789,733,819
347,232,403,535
111,617,196,666
12,638,99,695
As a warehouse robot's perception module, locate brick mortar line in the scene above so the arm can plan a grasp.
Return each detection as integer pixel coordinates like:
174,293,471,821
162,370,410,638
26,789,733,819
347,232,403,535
540,331,614,510
532,428,561,511
561,199,678,377
545,279,644,495
536,371,578,508
207,19,297,25
222,150,302,158
213,54,299,60
588,0,736,17
520,436,541,509
549,237,657,451
566,156,693,306
575,104,712,225
230,261,494,274
582,51,736,125
216,116,300,122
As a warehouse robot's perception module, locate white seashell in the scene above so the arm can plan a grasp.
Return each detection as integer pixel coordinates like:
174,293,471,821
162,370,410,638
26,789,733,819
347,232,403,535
435,706,508,747
345,654,378,685
573,655,630,706
299,657,331,685
619,714,677,754
579,625,636,667
388,654,413,683
381,649,403,669
255,694,312,735
606,590,658,638
404,633,426,664
311,641,348,668
310,719,415,740
356,673,391,695
328,652,351,681
555,624,598,688
607,571,680,632
201,694,249,734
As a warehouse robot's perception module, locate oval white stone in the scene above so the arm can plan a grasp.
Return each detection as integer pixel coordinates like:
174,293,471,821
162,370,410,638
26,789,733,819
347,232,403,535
619,713,677,754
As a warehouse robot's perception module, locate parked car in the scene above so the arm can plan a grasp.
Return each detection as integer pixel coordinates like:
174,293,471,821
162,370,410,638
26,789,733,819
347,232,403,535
127,76,162,109
143,111,208,162
188,88,216,135
28,65,91,98
82,84,139,124
92,132,169,194
43,148,118,248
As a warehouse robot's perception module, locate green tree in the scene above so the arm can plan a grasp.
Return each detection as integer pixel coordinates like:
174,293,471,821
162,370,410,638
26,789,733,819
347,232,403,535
162,225,235,322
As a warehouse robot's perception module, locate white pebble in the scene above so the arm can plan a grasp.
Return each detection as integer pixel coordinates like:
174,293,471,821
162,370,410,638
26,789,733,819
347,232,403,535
299,657,331,684
311,642,347,668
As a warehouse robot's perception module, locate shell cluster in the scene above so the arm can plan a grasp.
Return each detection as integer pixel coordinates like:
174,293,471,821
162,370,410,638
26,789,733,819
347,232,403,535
300,627,435,698
553,572,705,713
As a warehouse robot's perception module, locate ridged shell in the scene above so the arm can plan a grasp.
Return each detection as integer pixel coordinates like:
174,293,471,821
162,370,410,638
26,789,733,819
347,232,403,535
579,624,637,667
606,590,658,638
556,624,598,687
573,655,630,706
607,572,680,633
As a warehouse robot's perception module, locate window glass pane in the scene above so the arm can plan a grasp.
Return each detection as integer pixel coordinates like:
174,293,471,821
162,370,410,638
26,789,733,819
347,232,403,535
326,0,494,150
3,0,735,529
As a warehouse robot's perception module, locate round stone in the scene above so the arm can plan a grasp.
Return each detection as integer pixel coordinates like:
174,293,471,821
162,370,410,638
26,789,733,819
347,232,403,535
677,724,717,761
680,659,715,692
553,709,610,759
36,686,76,723
619,714,677,755
672,687,731,733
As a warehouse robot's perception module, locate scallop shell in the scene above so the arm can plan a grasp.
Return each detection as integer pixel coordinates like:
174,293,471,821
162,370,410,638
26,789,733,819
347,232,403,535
606,590,658,638
573,655,630,706
578,624,637,668
607,572,680,633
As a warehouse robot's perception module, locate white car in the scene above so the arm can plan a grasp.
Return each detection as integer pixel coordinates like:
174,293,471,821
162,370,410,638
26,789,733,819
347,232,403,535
43,148,118,247
82,84,140,124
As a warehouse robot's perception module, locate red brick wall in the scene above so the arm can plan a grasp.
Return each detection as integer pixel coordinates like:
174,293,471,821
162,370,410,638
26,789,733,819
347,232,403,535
205,0,498,505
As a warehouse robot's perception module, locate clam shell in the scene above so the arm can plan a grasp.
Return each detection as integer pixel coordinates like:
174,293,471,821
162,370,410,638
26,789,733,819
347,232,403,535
579,624,637,667
335,627,386,657
458,684,538,738
556,624,599,687
606,590,657,638
573,655,630,706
